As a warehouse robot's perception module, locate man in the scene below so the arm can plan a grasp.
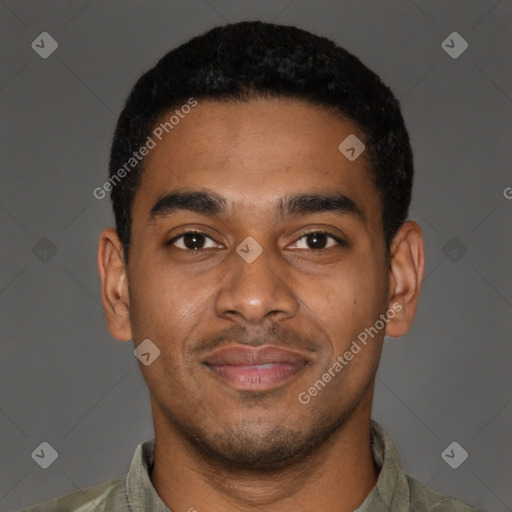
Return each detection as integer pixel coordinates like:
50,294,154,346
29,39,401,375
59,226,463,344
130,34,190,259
25,20,485,512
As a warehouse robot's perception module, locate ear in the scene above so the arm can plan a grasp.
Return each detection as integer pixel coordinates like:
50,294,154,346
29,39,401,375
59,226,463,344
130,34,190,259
97,227,132,342
385,220,425,338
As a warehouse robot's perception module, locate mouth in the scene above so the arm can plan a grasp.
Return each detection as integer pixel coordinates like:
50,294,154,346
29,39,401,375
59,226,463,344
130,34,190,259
201,345,310,392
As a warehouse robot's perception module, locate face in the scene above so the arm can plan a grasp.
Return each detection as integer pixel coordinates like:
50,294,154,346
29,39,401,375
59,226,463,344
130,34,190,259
99,97,423,471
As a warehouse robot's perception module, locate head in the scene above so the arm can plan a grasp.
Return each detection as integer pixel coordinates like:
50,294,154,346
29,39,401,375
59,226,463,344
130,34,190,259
98,21,424,472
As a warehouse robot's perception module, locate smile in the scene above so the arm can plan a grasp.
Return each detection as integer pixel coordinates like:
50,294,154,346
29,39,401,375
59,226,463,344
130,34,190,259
201,345,310,392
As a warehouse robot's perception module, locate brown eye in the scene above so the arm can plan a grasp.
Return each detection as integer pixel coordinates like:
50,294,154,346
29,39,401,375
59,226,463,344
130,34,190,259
289,231,344,250
167,231,221,251
305,232,329,249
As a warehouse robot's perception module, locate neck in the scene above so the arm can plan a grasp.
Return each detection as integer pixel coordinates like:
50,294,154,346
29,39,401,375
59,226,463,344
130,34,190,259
150,393,379,512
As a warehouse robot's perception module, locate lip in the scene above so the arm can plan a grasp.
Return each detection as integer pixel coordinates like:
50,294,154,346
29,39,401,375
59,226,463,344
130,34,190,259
202,345,310,392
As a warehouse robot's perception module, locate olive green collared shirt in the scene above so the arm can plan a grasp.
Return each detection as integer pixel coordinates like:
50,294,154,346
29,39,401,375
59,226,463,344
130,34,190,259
23,420,485,512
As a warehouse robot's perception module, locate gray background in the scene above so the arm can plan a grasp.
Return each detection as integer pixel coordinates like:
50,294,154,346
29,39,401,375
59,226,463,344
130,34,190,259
0,1,510,511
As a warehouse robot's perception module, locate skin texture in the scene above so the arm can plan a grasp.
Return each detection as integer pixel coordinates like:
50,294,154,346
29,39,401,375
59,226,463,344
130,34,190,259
97,98,425,512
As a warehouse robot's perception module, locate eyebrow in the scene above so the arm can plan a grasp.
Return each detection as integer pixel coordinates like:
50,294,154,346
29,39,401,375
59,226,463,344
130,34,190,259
148,189,365,223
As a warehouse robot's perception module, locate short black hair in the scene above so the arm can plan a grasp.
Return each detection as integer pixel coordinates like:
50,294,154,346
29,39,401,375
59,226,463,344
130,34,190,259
109,20,413,264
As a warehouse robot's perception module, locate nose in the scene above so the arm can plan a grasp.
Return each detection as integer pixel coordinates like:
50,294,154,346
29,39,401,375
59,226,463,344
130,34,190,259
215,242,300,326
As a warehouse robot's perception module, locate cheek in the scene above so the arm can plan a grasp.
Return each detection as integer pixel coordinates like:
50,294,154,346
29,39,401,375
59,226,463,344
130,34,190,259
128,265,202,341
314,259,387,351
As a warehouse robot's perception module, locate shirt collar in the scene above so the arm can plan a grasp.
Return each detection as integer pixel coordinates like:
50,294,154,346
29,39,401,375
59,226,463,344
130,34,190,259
125,419,410,511
124,437,171,512
355,419,411,511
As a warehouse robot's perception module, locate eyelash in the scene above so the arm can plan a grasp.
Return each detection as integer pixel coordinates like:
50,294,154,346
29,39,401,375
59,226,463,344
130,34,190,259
166,230,346,251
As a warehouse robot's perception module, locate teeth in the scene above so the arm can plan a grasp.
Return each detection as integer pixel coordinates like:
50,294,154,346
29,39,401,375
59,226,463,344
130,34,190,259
247,363,277,369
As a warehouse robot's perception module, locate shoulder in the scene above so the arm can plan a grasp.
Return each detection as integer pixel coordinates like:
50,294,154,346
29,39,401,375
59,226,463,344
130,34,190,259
407,474,487,512
22,474,127,512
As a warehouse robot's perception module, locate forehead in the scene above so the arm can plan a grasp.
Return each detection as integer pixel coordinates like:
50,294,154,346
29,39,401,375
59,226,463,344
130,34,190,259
131,98,382,230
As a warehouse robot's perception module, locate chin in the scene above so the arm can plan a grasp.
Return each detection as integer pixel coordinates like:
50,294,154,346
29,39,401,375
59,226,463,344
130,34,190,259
177,410,348,473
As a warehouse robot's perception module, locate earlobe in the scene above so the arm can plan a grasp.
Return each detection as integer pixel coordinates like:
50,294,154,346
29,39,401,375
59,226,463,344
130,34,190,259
385,221,425,338
97,227,133,342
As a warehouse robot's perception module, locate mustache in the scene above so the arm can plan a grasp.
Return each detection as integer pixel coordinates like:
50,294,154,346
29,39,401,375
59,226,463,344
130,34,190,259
188,323,322,357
